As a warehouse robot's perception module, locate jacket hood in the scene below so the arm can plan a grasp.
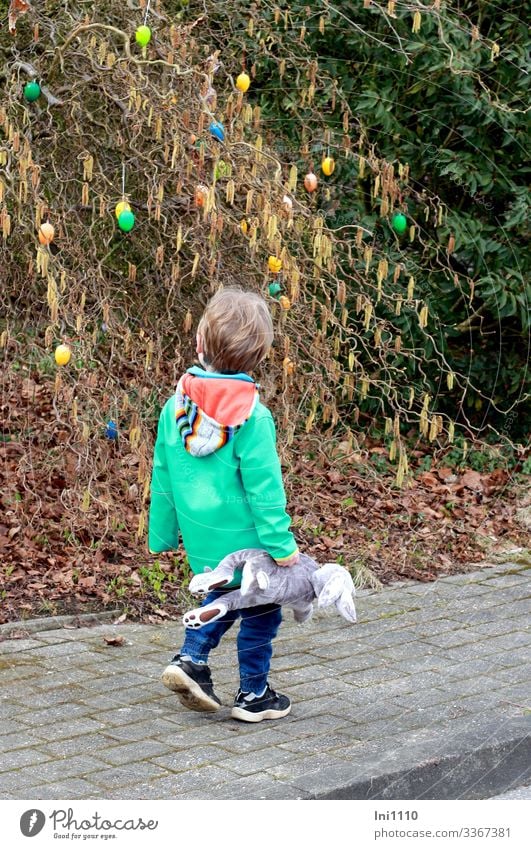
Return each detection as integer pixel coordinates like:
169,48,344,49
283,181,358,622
175,366,259,457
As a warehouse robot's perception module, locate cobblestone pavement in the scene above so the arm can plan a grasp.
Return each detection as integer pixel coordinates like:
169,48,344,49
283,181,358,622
0,561,529,800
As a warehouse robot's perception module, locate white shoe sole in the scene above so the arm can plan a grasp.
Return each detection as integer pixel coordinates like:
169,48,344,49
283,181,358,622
161,665,220,712
231,703,291,723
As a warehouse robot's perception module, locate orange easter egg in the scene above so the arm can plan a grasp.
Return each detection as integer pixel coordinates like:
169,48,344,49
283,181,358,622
283,356,295,375
38,221,55,245
304,172,318,192
195,184,208,207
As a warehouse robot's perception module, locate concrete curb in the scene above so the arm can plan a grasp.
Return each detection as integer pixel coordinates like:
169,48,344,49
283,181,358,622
301,717,531,800
0,609,122,637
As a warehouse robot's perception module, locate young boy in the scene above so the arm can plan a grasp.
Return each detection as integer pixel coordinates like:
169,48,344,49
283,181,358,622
148,286,299,722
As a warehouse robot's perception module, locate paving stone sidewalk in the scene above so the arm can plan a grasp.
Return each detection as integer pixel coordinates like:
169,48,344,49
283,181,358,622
0,560,529,800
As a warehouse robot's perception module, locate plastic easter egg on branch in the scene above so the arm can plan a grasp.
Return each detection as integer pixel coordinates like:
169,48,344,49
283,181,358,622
23,81,41,102
281,194,293,214
268,255,282,274
215,160,230,180
322,156,335,176
55,344,71,366
391,212,408,235
115,200,131,219
135,25,152,47
209,121,225,142
268,282,282,298
283,357,295,376
304,172,318,193
38,222,55,245
240,219,249,234
195,184,209,208
279,295,291,311
236,72,251,93
105,420,119,440
118,209,135,232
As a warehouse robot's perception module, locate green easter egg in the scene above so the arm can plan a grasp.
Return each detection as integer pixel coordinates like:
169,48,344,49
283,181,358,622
24,81,41,102
268,282,282,298
118,209,135,232
215,160,230,179
135,25,152,47
391,212,408,234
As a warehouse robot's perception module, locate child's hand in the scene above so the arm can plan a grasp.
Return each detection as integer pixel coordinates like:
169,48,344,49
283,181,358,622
274,551,300,568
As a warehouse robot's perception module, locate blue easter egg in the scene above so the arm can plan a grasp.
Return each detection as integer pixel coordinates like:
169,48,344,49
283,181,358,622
209,121,225,142
105,420,118,440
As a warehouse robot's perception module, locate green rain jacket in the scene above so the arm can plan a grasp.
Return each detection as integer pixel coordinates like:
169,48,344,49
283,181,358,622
147,366,298,586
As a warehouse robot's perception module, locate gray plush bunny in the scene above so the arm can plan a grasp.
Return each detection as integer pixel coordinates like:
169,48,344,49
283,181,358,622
183,548,357,628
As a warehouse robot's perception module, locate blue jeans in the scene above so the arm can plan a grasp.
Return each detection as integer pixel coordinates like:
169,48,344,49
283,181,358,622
180,590,282,694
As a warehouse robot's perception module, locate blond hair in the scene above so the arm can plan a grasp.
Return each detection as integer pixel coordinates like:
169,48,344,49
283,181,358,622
198,286,274,374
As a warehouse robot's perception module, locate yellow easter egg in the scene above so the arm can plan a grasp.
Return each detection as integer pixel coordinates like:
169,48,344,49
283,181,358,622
322,156,335,176
236,72,251,93
115,200,131,219
279,295,291,310
240,219,248,234
268,255,282,274
55,344,71,366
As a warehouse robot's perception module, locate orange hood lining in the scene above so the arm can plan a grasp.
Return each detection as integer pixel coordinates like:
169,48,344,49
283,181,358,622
181,373,258,427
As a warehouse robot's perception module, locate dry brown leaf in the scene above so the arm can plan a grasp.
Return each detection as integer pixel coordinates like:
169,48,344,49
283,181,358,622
78,576,96,589
461,470,483,490
113,612,128,624
418,471,440,488
103,634,125,646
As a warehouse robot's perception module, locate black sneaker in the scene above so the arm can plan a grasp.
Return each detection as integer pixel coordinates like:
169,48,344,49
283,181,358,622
231,683,291,723
161,654,221,712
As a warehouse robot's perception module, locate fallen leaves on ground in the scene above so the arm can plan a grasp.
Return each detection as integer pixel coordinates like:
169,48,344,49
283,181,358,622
0,372,528,623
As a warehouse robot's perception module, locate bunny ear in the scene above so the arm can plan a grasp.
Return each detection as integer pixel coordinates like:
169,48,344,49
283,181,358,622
336,590,357,623
317,573,347,608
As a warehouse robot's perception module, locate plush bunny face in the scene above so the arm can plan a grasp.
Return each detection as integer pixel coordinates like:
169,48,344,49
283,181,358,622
310,562,357,623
